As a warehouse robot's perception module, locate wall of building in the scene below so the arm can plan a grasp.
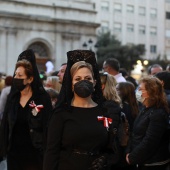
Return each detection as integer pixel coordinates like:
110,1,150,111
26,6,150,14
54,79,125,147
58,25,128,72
95,0,166,60
0,0,99,74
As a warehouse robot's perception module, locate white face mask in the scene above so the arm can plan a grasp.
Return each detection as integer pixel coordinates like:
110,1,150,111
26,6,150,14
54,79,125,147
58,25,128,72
135,90,145,103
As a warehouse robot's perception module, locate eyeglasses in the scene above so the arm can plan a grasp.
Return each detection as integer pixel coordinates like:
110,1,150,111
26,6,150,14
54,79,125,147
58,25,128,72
139,88,146,91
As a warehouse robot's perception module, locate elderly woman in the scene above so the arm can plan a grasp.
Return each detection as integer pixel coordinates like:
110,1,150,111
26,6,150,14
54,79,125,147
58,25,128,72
126,76,170,170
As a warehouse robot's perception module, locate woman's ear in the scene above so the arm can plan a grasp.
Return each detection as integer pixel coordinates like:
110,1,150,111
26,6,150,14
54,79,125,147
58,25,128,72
29,76,34,83
101,84,105,90
93,80,96,87
161,80,164,87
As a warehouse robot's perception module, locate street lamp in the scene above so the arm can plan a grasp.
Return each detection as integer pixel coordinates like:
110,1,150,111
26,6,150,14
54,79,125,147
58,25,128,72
82,38,99,60
82,38,94,51
143,60,149,66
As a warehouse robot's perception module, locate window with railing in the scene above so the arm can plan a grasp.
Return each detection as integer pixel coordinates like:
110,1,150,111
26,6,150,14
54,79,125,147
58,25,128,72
150,45,157,53
114,23,121,32
101,1,109,11
101,21,109,33
150,8,157,18
127,24,134,32
139,7,146,16
114,3,122,13
139,25,146,34
150,27,157,35
127,5,134,13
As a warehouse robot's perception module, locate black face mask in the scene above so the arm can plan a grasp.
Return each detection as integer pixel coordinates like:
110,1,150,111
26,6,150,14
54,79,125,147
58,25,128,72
13,78,27,91
74,80,94,98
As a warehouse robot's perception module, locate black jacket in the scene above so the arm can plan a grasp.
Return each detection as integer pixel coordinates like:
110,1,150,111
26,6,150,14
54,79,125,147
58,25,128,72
127,107,170,165
0,89,52,157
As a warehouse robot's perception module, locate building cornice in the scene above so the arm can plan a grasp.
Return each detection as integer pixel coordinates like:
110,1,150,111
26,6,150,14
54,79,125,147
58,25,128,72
0,11,100,28
0,0,97,14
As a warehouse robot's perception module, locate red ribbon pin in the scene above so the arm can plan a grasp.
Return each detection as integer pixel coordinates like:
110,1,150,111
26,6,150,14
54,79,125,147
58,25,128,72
29,101,44,113
97,116,112,130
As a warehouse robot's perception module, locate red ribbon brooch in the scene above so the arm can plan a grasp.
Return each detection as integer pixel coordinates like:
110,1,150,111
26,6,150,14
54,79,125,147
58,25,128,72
29,101,44,116
97,116,112,131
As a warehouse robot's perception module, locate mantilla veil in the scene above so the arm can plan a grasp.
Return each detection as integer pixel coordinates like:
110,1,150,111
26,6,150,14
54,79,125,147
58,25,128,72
10,49,45,94
0,49,46,157
56,50,104,111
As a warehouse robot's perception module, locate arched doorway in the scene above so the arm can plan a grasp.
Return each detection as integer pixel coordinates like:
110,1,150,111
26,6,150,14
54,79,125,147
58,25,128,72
27,42,50,72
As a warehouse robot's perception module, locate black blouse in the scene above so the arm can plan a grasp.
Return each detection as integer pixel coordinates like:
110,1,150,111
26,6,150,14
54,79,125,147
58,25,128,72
44,106,109,170
10,102,34,153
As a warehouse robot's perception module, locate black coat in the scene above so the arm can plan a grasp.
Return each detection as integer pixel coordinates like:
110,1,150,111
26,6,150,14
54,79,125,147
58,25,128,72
127,107,170,165
0,89,52,157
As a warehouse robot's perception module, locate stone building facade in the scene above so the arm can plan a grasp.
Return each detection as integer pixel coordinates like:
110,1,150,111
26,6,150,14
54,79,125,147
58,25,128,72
0,0,169,75
0,0,99,74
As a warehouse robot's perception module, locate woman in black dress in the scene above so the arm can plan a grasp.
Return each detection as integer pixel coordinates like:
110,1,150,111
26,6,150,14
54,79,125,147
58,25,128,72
0,49,52,170
43,50,112,170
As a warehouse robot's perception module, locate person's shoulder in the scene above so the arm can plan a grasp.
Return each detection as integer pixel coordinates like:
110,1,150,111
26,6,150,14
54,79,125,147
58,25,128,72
32,89,51,105
103,99,121,115
115,73,126,82
149,107,169,119
50,107,69,120
53,104,70,114
103,99,120,107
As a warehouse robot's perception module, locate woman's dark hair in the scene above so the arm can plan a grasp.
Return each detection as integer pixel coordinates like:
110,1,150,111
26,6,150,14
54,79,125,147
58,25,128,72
155,71,170,90
117,81,139,118
139,76,169,112
15,59,33,78
9,49,45,96
104,58,120,72
5,76,13,86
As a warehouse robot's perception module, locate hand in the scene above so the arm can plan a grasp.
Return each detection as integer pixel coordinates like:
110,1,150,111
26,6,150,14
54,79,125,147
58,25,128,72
126,153,130,164
89,155,107,170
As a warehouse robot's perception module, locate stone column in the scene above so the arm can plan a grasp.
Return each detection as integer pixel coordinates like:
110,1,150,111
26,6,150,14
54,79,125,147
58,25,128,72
5,28,17,75
0,29,7,74
55,33,64,70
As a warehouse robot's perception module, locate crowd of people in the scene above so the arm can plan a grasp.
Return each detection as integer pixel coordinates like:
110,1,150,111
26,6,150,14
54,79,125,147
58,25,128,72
0,49,169,170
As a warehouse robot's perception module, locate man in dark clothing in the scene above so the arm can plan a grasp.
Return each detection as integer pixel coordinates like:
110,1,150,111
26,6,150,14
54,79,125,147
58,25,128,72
155,71,170,107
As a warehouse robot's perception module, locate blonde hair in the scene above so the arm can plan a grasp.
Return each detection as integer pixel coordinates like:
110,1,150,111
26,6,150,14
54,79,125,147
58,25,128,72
46,76,61,92
102,74,121,104
70,61,94,78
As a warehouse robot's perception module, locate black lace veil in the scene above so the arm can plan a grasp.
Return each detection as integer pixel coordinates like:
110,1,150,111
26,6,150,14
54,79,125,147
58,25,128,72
10,49,45,97
56,50,104,110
